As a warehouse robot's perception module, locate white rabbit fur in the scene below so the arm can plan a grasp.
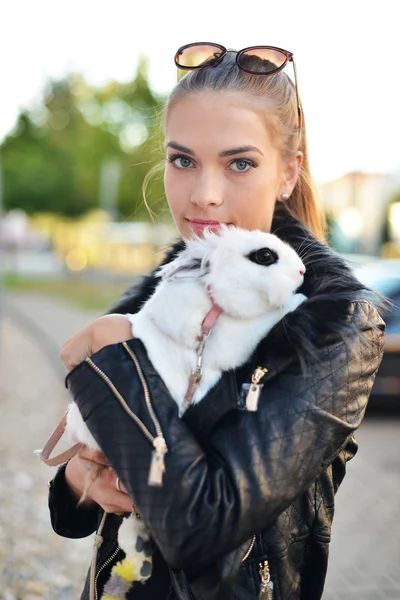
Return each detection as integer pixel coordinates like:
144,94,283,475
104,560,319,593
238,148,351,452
64,227,306,588
66,226,306,444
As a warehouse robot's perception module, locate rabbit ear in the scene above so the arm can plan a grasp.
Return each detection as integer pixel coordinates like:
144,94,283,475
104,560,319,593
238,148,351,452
157,255,209,281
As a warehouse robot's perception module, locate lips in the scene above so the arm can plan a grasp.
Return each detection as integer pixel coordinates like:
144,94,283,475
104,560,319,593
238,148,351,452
186,219,231,234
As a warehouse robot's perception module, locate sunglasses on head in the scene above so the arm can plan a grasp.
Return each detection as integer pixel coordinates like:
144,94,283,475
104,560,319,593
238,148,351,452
174,42,302,130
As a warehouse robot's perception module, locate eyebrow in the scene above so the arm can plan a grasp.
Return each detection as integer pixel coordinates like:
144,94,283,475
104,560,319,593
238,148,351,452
219,145,264,157
166,141,195,155
166,142,264,157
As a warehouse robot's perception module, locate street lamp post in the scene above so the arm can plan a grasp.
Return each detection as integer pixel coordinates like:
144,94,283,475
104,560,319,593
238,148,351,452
99,158,121,221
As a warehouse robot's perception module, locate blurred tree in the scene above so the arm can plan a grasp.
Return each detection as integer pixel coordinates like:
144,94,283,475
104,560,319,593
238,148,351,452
0,57,167,220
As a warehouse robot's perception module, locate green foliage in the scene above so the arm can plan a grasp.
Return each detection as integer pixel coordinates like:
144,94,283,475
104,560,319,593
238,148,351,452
0,58,167,220
388,191,400,205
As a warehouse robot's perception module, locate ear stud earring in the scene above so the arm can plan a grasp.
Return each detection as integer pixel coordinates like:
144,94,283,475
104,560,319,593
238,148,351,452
280,192,289,202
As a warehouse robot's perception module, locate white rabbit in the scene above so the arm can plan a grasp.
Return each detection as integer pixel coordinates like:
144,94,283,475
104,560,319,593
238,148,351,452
126,226,306,413
67,227,306,440
64,226,307,595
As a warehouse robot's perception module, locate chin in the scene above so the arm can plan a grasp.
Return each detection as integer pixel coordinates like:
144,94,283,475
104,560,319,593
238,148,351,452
179,224,196,240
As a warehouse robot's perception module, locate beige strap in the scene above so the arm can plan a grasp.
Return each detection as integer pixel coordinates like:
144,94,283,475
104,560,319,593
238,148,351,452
40,413,82,466
183,288,223,412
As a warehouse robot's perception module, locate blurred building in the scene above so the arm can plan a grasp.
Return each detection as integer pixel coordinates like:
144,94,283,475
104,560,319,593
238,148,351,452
28,210,176,276
318,170,400,256
0,209,177,277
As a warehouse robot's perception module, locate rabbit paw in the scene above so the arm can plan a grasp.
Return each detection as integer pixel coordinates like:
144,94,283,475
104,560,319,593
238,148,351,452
118,514,155,582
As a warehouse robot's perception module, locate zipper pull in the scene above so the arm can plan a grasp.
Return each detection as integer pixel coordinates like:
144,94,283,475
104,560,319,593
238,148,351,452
259,560,274,599
148,435,168,487
245,367,268,412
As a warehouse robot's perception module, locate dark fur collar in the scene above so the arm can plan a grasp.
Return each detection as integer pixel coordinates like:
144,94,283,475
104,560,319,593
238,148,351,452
108,207,372,366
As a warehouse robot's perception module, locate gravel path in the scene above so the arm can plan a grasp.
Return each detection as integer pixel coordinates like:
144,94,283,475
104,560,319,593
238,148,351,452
0,300,99,600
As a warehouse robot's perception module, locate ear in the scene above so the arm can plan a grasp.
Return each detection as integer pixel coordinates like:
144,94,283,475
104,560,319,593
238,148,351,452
157,254,209,281
279,151,303,199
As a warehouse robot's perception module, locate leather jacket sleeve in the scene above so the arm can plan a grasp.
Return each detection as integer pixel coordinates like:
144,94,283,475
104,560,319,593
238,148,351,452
48,463,100,539
66,301,385,569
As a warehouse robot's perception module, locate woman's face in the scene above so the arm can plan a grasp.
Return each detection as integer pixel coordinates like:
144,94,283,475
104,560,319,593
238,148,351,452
164,91,301,239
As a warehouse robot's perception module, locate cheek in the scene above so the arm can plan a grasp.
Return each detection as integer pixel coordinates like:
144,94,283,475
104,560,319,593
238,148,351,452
231,173,276,209
164,169,193,237
164,168,172,202
164,169,182,215
230,173,277,229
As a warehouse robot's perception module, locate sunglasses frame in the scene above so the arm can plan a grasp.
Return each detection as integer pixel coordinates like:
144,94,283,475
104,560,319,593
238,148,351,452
174,42,302,130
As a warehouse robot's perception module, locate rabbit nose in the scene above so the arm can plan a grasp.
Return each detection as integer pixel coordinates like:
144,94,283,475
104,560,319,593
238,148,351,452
299,269,305,276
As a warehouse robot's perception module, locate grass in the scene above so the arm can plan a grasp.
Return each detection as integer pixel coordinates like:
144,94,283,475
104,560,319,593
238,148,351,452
2,273,132,311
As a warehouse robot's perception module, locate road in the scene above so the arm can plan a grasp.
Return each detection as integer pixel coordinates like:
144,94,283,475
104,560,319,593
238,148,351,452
0,291,399,599
323,419,400,599
0,297,99,600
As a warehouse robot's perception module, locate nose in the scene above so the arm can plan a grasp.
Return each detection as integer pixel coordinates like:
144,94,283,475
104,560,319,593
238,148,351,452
190,170,223,209
299,269,305,276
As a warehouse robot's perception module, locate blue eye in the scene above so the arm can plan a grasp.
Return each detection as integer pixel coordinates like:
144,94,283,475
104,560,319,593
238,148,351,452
230,158,257,172
168,154,193,169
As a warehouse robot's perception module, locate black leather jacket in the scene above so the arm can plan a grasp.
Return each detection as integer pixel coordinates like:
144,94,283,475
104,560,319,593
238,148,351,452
48,211,385,600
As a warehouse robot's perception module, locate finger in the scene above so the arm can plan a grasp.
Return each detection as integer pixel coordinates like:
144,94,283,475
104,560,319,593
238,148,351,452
99,504,132,515
78,447,110,466
92,478,133,514
99,466,126,490
60,346,80,372
102,471,132,506
117,478,128,494
114,474,128,494
100,468,128,494
60,328,93,371
82,476,133,514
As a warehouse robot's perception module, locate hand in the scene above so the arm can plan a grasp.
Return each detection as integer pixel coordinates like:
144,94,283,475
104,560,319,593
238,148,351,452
60,314,134,372
65,447,133,515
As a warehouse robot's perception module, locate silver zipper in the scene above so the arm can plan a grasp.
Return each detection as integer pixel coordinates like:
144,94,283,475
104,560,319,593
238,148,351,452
242,537,273,600
252,367,268,385
122,342,164,439
242,534,257,562
245,367,268,412
259,560,274,599
94,543,121,600
85,344,168,486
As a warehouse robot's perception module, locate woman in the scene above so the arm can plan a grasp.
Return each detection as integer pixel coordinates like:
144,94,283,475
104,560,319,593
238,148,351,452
48,44,385,600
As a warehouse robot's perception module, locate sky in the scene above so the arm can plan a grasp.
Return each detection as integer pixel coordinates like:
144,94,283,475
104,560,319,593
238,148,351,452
1,0,400,183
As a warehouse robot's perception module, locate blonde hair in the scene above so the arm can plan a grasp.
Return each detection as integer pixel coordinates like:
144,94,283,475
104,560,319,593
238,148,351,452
163,52,326,242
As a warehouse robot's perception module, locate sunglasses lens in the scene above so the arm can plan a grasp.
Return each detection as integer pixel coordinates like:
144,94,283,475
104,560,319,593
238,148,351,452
237,47,288,74
176,44,225,69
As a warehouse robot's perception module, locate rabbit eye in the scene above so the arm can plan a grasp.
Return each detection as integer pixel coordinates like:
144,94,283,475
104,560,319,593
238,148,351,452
248,248,278,266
